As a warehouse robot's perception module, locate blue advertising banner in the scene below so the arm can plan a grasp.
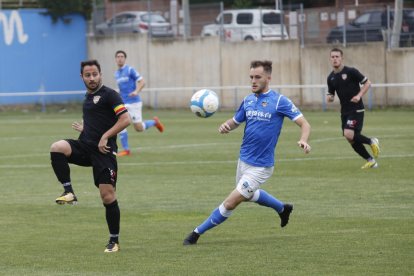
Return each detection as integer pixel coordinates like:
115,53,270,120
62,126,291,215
0,9,87,104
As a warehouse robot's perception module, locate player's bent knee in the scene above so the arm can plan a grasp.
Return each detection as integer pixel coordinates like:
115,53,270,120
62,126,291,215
223,189,248,210
343,129,354,141
345,136,354,143
343,134,354,143
133,124,144,132
223,200,237,210
101,193,116,205
99,184,116,204
50,140,70,154
96,168,117,204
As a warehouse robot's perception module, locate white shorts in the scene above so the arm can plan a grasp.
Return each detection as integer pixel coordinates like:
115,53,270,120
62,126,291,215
125,102,143,123
236,159,274,199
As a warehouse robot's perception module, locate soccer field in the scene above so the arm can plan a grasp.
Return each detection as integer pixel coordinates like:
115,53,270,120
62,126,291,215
0,108,413,275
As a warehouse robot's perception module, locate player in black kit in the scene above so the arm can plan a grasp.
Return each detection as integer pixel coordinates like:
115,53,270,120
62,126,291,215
50,60,131,253
327,48,380,169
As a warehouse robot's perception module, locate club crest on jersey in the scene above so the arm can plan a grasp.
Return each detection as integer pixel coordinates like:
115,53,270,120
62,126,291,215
261,101,268,107
342,74,347,80
93,96,101,104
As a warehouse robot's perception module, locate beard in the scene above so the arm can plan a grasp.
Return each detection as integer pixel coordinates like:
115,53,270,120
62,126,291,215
84,79,101,92
252,85,265,94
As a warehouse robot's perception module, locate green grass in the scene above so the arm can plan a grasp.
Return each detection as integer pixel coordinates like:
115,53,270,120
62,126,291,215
0,108,413,275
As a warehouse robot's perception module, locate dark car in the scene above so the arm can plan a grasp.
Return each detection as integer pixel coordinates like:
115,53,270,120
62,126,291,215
327,9,414,46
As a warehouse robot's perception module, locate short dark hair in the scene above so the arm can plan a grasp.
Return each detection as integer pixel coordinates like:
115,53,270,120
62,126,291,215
330,47,343,56
115,50,127,58
250,60,272,74
80,60,101,74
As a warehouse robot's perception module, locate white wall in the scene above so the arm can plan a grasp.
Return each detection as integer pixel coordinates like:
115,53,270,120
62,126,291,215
88,34,414,109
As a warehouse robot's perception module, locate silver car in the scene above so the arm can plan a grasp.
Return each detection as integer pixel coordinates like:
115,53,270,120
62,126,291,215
96,11,174,37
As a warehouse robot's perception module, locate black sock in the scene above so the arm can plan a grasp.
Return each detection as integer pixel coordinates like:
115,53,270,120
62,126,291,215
351,142,372,160
50,152,74,193
62,182,74,193
104,200,120,243
354,133,371,145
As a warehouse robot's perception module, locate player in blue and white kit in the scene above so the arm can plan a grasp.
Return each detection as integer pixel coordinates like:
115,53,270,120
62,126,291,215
183,60,311,245
114,50,164,156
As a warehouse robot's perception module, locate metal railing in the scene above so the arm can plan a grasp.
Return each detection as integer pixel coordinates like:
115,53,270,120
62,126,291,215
2,83,414,112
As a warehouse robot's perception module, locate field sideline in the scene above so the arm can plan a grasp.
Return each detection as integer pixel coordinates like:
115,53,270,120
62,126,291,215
0,108,413,275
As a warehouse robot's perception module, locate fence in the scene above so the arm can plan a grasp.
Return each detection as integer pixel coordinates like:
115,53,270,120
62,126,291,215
2,83,414,112
1,1,412,49
90,1,414,49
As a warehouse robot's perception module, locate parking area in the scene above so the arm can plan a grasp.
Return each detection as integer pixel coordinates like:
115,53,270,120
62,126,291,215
90,2,414,48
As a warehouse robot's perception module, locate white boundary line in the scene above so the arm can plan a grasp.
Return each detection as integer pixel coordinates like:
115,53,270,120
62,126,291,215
0,134,413,160
0,153,413,169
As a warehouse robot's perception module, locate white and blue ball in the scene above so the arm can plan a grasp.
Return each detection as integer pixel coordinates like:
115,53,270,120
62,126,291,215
190,89,219,118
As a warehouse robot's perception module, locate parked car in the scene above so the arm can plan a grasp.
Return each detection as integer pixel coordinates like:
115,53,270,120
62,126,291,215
201,9,289,41
326,9,414,45
96,11,174,37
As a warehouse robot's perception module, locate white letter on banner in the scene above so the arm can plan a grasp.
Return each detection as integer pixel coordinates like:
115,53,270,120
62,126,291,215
0,10,29,45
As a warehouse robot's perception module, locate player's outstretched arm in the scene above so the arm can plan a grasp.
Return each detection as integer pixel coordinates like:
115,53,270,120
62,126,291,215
295,116,311,154
218,118,239,134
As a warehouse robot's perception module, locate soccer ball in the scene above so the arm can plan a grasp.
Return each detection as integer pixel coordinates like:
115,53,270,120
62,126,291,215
190,89,219,118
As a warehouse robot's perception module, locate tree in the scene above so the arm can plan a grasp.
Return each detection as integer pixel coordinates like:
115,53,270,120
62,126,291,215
233,0,253,9
37,0,93,23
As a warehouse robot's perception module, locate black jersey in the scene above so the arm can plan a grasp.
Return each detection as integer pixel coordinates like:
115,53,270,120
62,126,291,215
79,85,127,152
327,66,368,115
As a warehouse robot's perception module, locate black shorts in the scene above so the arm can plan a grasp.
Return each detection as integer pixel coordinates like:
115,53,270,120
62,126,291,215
66,139,118,188
341,111,364,133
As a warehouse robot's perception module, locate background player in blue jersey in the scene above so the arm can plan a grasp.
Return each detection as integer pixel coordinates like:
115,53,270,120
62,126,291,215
50,60,131,253
326,48,380,169
183,60,311,245
114,50,164,156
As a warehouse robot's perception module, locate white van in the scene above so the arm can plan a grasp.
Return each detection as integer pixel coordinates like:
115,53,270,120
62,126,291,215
201,9,289,41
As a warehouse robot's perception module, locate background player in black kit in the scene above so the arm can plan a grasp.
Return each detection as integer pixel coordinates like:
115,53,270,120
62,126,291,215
327,48,380,169
50,60,131,253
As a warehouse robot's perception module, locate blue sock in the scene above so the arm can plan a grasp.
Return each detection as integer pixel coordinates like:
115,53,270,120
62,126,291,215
195,204,232,234
251,189,284,213
119,129,129,150
144,120,156,129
